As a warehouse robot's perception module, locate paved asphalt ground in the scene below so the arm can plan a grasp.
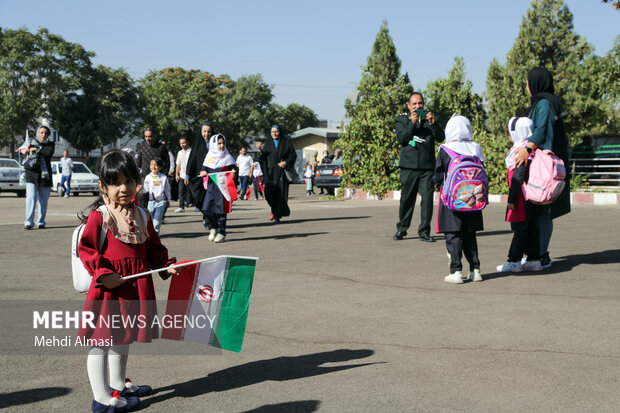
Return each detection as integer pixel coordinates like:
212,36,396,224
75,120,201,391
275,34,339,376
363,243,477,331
0,186,618,412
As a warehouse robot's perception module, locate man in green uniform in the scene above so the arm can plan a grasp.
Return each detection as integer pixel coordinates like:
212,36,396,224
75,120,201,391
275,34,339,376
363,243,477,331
394,92,444,242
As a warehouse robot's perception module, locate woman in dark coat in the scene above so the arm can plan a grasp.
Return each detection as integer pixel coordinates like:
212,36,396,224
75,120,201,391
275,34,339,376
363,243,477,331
514,67,570,269
185,122,213,228
21,125,55,229
257,125,297,223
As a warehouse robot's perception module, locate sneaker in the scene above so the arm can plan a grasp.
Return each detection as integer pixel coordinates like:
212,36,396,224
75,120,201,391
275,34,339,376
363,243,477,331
214,233,225,243
174,207,185,213
193,207,200,212
444,271,464,284
540,253,553,269
496,262,523,272
64,194,69,198
522,260,543,272
120,378,152,397
208,229,217,242
468,269,483,282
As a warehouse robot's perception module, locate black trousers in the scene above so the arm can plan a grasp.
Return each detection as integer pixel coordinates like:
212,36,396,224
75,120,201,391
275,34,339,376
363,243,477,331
508,214,541,262
178,179,191,208
396,168,434,236
205,212,227,235
445,231,480,273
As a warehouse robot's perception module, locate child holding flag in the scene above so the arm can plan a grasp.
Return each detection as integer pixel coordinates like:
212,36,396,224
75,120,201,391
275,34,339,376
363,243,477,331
199,134,237,243
77,149,177,412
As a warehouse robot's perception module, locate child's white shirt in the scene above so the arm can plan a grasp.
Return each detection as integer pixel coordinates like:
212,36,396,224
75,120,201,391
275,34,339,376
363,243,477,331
144,173,171,202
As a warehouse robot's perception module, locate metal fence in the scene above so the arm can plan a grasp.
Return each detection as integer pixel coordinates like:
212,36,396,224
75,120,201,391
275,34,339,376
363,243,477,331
570,145,620,190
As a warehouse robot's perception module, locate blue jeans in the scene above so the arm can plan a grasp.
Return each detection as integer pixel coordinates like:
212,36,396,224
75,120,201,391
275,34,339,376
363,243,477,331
148,199,167,233
238,175,250,199
60,174,72,195
25,183,51,227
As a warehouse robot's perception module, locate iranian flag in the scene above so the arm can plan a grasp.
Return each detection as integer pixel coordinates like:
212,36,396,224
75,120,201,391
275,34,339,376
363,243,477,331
161,255,257,352
15,131,30,152
203,171,238,202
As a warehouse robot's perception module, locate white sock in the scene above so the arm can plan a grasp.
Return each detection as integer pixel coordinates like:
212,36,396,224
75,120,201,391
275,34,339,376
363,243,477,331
87,346,115,405
108,344,130,392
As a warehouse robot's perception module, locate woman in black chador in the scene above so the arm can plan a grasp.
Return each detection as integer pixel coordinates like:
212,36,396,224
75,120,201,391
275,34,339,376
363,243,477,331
257,125,297,223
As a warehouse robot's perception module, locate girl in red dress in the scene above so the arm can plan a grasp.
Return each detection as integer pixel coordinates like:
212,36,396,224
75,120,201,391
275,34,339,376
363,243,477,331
77,150,177,412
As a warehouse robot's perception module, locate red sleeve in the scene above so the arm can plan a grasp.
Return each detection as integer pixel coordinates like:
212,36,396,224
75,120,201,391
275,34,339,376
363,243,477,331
78,210,116,282
144,214,176,270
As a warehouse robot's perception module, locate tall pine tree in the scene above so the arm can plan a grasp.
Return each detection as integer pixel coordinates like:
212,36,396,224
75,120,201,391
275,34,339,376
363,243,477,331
336,20,413,196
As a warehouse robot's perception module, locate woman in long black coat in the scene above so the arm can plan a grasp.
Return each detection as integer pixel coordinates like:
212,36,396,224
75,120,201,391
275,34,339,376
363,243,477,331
257,125,297,223
185,122,213,228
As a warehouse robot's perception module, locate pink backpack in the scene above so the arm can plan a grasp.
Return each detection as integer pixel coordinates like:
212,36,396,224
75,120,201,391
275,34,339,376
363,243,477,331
440,146,488,212
522,149,566,205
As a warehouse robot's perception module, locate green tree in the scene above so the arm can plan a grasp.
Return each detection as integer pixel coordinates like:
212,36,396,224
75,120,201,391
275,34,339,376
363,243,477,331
0,27,93,149
335,20,413,196
51,65,140,153
268,102,319,135
601,0,620,10
212,74,273,151
485,0,596,142
139,67,228,142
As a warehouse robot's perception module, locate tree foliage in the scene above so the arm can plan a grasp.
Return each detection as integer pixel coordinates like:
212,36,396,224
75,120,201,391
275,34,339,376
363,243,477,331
269,102,320,136
50,65,140,153
0,27,93,148
335,21,413,196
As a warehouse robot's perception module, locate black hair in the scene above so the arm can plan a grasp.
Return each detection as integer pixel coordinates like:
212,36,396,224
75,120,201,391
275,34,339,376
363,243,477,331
78,149,141,223
150,157,164,169
408,92,424,103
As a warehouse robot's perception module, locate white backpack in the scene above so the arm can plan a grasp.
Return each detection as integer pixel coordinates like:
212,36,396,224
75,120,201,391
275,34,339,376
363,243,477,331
71,206,147,292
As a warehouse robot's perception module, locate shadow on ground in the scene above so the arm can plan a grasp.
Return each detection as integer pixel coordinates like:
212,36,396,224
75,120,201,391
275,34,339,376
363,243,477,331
240,400,321,413
141,349,378,408
0,387,71,409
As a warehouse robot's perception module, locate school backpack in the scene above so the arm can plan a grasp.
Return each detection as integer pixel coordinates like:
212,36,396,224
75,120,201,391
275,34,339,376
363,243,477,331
440,146,488,212
522,149,566,205
71,206,147,292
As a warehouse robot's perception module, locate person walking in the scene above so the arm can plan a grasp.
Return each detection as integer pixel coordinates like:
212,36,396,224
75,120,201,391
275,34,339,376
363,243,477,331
394,92,445,242
21,125,55,229
236,147,253,200
257,125,297,224
175,137,192,212
513,67,571,269
136,128,170,209
185,122,214,229
59,150,74,198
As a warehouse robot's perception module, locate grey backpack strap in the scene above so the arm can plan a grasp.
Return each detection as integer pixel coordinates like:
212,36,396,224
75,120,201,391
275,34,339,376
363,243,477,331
97,205,109,251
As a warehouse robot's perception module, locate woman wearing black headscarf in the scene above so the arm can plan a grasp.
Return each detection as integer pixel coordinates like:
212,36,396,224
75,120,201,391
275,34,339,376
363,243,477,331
185,122,214,228
514,67,571,269
257,125,297,223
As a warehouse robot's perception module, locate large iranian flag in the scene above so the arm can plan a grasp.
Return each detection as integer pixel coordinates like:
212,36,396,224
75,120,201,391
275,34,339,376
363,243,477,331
203,171,238,202
161,255,257,352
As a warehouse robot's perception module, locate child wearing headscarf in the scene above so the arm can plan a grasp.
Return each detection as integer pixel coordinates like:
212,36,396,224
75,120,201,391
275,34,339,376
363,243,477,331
199,134,237,242
433,115,484,284
496,117,543,273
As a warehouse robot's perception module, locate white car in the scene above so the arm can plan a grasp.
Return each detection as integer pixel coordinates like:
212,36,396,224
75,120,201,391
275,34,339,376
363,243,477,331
0,157,26,197
51,161,99,196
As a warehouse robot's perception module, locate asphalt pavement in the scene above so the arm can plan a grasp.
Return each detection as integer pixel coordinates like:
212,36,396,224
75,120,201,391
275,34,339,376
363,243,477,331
0,186,618,412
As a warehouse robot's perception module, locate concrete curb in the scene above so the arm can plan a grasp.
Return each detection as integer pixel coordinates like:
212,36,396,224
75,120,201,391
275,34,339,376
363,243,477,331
339,188,620,205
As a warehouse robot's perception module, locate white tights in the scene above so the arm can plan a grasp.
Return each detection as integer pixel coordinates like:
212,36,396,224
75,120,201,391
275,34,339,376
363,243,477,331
87,345,130,404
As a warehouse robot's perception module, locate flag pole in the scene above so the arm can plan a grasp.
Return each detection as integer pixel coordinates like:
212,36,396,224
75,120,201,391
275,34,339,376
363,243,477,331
95,255,259,287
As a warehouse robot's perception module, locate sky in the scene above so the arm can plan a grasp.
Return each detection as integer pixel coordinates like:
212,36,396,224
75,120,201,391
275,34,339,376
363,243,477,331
0,0,618,125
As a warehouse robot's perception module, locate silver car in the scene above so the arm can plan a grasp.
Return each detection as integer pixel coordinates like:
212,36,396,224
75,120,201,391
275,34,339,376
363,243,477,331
0,158,26,197
51,161,99,196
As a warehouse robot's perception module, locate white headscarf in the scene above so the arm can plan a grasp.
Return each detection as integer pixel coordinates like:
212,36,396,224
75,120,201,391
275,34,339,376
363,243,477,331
203,133,235,169
442,115,485,161
505,117,534,168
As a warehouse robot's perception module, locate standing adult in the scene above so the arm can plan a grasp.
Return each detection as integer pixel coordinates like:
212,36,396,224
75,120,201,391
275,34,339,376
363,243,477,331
236,147,254,200
136,127,170,209
257,125,297,224
59,150,74,198
175,136,192,212
22,125,55,229
185,122,213,223
394,92,445,242
514,67,570,269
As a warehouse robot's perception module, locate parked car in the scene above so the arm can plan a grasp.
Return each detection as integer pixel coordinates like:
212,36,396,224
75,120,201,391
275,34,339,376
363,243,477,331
314,161,344,195
51,161,99,196
0,157,26,197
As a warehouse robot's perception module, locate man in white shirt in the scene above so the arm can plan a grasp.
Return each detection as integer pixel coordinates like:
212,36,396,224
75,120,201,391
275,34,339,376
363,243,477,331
59,150,74,198
236,147,253,200
175,137,192,212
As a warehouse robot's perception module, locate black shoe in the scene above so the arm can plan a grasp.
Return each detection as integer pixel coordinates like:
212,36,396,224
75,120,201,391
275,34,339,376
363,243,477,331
419,234,435,242
393,231,407,240
37,225,45,229
24,225,33,230
273,217,280,224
